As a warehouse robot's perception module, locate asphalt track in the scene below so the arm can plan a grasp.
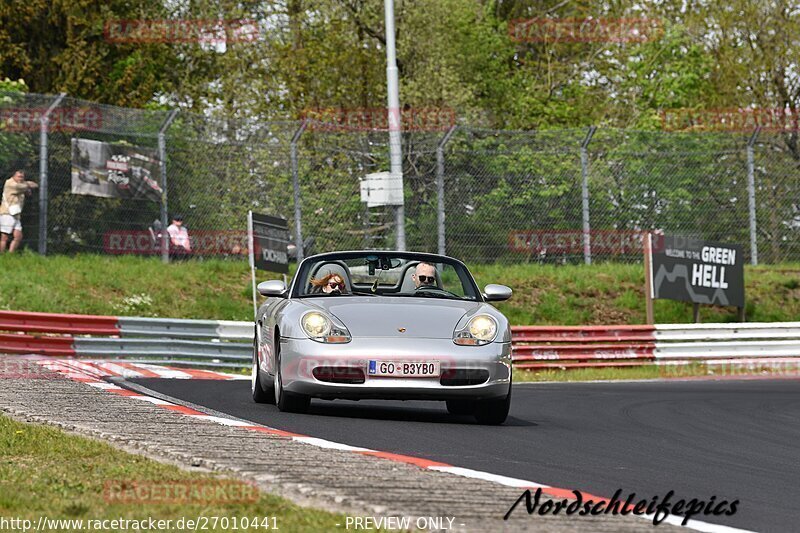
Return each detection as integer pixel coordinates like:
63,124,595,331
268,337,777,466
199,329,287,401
129,377,800,532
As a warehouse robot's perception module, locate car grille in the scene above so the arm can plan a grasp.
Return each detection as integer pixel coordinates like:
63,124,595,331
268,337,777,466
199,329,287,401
440,368,490,386
312,366,366,384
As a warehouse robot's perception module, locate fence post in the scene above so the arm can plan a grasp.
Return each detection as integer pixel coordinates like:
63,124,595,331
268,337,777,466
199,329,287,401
580,126,596,265
38,93,65,255
747,127,761,265
291,120,308,262
158,110,179,264
436,125,457,256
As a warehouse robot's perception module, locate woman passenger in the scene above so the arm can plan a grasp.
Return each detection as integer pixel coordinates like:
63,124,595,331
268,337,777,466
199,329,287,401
310,272,347,295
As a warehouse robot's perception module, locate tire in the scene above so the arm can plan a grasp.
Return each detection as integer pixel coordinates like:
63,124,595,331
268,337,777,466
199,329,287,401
446,400,476,415
274,338,310,413
473,385,511,425
251,337,274,404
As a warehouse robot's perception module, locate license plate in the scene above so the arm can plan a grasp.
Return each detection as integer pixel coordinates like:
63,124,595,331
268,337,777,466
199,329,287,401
368,360,440,378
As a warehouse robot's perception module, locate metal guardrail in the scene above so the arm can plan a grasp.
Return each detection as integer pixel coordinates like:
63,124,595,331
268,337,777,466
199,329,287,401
513,322,800,371
0,310,119,335
2,311,799,372
73,338,251,360
117,317,251,340
655,323,800,341
0,311,252,369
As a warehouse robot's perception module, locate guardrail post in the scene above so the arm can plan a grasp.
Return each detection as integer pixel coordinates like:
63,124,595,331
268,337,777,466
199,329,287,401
746,127,761,265
580,126,596,265
158,110,179,264
436,125,457,256
38,93,66,255
291,120,307,262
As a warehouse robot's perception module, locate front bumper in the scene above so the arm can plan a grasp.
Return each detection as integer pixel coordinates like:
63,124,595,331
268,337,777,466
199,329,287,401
279,337,512,401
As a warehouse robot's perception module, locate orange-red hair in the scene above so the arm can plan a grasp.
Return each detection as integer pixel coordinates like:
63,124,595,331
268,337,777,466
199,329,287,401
310,271,344,288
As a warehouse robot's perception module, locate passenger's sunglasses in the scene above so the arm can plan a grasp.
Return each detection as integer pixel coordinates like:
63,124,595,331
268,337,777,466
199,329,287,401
328,281,345,290
417,275,435,284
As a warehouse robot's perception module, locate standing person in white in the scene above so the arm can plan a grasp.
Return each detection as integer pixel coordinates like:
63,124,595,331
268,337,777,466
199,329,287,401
166,214,191,260
0,170,38,253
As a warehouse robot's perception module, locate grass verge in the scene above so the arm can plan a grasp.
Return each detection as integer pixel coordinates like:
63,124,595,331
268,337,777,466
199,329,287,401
1,252,798,324
0,414,347,531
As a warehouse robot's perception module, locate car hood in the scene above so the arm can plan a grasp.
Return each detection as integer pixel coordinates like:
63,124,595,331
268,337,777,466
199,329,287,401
305,296,482,339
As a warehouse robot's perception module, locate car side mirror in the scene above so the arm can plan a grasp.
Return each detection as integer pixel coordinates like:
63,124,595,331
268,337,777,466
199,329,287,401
483,284,512,302
257,280,288,298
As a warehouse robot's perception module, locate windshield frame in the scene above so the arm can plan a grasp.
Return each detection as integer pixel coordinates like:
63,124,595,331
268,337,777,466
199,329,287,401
290,251,483,302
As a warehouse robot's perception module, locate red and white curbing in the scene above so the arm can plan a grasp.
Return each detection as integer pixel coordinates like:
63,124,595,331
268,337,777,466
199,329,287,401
36,359,247,381
33,359,751,533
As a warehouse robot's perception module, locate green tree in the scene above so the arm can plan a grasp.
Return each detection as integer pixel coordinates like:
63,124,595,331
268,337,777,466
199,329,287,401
0,0,177,106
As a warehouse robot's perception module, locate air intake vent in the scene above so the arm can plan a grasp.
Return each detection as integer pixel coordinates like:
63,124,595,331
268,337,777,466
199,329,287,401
312,366,366,384
440,369,489,386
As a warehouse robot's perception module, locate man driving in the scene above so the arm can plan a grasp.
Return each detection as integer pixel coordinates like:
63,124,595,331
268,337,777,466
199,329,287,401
412,262,438,289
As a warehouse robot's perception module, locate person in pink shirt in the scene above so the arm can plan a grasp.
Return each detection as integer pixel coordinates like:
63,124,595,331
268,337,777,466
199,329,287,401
166,214,191,260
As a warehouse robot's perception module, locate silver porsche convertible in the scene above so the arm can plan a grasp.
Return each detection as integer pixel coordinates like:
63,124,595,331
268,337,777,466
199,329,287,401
251,251,513,424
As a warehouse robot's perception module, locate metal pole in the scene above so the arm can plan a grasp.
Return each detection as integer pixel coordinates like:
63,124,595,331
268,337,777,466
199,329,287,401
38,93,65,255
644,232,654,325
248,211,258,319
384,0,405,250
158,110,179,264
436,126,457,255
291,120,307,262
580,126,596,265
746,127,761,265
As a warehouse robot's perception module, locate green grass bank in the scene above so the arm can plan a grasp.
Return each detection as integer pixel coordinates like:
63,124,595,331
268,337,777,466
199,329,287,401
1,252,798,325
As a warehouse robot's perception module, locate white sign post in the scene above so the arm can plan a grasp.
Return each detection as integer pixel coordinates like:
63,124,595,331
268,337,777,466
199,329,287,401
247,210,257,320
248,211,290,320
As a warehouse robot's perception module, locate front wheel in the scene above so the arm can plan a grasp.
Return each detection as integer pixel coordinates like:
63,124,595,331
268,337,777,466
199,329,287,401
251,337,274,404
473,385,511,425
274,340,310,413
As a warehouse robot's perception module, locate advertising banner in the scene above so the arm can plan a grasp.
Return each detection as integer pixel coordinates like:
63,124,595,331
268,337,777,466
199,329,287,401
250,213,289,274
71,138,162,203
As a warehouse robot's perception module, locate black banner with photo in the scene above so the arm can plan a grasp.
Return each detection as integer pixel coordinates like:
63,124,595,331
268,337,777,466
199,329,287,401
71,138,162,203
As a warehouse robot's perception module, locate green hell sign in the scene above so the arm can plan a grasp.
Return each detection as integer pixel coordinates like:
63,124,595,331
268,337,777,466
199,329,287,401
650,235,744,308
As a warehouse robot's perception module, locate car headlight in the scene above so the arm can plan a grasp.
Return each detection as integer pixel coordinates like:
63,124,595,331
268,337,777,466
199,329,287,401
454,314,498,346
301,311,351,343
302,312,331,337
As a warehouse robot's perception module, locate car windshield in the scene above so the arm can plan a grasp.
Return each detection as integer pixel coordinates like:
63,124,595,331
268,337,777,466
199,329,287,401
294,252,481,301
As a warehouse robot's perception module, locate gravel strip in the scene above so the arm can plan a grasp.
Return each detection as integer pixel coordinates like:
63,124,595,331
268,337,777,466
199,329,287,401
0,359,679,532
